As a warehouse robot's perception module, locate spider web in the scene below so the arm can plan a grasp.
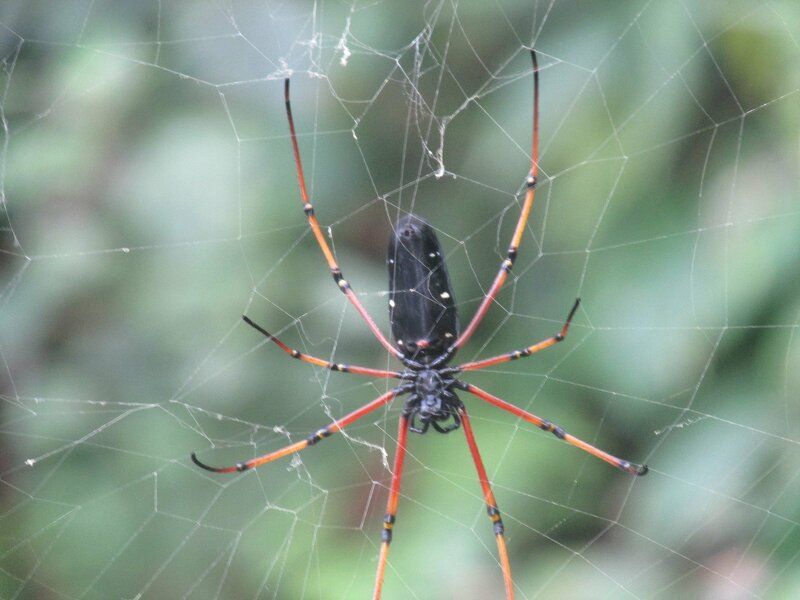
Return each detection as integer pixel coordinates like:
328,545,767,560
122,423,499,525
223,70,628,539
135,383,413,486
1,1,800,598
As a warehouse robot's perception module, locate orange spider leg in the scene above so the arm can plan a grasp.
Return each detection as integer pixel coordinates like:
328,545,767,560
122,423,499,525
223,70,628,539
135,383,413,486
460,408,514,599
462,383,647,476
243,316,403,379
284,79,403,360
192,386,411,474
372,415,410,599
447,50,540,356
456,298,580,372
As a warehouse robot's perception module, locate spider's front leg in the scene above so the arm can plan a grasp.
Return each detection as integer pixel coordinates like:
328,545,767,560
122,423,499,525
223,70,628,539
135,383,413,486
283,78,403,361
242,315,404,379
437,49,541,362
453,298,581,373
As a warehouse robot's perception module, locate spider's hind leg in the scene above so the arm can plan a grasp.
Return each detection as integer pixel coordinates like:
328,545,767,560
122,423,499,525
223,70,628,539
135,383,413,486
462,382,648,476
373,415,411,599
459,407,514,599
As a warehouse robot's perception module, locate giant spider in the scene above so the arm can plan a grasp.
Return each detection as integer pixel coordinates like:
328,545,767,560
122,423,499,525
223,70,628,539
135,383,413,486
191,50,648,599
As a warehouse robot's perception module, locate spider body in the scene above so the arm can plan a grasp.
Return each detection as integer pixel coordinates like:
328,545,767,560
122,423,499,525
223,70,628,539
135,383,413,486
191,50,647,600
388,214,458,364
387,214,466,433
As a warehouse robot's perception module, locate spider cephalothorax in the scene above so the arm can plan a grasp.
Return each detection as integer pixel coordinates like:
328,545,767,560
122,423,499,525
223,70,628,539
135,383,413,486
403,368,462,434
191,50,647,600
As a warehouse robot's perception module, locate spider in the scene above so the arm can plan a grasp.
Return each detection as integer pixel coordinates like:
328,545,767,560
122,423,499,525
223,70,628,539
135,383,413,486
191,50,648,600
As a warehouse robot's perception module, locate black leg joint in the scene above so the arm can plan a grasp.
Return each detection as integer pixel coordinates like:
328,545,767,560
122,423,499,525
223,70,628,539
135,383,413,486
303,203,314,216
487,505,504,534
526,175,537,188
486,505,505,535
552,426,566,440
332,269,350,291
539,419,552,432
382,514,395,543
306,428,330,445
235,462,248,472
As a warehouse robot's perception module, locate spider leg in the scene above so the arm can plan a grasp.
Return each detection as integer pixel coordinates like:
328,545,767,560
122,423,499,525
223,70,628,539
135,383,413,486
284,79,403,361
459,407,514,599
372,415,410,600
460,383,648,476
191,385,411,474
454,298,580,373
431,409,461,434
243,316,404,379
441,50,540,360
408,411,429,435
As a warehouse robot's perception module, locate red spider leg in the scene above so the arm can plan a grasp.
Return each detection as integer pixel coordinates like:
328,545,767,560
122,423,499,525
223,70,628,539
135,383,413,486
284,79,403,360
455,298,580,373
372,415,410,600
447,49,540,356
462,383,648,476
243,316,403,379
191,386,410,474
459,408,514,600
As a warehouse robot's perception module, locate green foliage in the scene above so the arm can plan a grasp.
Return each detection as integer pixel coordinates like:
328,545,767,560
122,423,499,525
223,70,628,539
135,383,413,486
1,1,799,598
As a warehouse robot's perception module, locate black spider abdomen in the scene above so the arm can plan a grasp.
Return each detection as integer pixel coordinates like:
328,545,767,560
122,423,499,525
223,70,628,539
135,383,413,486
388,214,459,362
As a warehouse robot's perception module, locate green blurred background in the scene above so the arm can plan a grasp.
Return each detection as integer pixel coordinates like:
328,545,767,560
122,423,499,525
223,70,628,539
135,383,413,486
1,1,799,598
